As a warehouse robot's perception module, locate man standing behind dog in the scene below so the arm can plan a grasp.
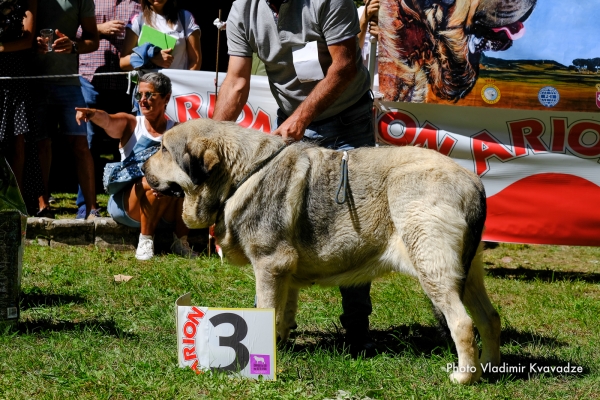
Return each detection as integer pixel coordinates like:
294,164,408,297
213,0,376,355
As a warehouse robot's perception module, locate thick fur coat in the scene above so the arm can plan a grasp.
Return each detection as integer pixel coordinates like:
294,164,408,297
143,119,501,384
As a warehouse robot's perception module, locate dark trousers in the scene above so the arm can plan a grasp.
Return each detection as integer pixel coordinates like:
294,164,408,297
277,91,375,338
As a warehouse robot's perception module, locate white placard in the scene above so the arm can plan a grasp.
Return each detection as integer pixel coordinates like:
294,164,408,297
292,41,324,83
176,293,276,380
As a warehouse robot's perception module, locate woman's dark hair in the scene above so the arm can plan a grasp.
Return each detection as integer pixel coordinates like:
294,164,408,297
139,72,172,96
142,0,179,28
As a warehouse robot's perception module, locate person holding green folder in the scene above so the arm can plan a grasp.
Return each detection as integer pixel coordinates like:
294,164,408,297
120,0,201,71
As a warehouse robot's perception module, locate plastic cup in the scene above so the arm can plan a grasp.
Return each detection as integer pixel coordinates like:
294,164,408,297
40,28,53,52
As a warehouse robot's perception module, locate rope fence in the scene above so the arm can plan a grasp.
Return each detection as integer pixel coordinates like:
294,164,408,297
0,71,132,80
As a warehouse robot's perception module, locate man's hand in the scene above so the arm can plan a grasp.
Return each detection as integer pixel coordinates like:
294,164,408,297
98,20,126,37
365,0,380,22
271,115,306,143
368,21,380,39
75,107,96,125
52,30,75,53
152,48,174,68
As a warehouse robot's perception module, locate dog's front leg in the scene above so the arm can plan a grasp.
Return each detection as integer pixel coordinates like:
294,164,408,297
254,268,292,341
252,247,298,342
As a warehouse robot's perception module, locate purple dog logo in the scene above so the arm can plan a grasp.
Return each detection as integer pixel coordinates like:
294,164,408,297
250,354,270,375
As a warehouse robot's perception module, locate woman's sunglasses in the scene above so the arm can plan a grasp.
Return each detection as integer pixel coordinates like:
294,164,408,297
135,91,162,101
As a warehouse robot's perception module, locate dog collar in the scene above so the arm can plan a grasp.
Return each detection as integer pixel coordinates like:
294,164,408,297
230,144,288,195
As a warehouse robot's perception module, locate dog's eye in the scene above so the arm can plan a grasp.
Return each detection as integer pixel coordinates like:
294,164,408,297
162,146,169,154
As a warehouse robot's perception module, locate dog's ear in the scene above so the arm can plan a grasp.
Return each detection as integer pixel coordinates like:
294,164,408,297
181,142,220,186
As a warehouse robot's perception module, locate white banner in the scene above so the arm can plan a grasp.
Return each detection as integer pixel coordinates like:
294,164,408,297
161,70,600,246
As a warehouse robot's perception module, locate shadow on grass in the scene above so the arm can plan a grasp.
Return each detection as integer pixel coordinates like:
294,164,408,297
286,325,588,381
485,266,600,283
15,317,137,339
20,289,87,311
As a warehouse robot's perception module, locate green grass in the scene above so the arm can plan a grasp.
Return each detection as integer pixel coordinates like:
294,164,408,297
1,243,599,399
49,193,111,219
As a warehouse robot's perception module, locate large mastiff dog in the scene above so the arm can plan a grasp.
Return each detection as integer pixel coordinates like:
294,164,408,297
143,119,500,384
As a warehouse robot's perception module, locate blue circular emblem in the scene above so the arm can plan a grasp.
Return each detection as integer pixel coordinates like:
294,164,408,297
538,86,560,108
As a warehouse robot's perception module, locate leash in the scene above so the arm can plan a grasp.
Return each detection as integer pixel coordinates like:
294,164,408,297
231,145,288,194
335,151,349,204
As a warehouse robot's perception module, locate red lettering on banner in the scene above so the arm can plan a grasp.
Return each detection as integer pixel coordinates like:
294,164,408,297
378,112,457,155
550,118,567,153
508,119,548,156
378,111,417,146
251,109,272,133
182,338,194,345
183,346,197,361
191,360,203,374
174,94,203,121
238,104,255,128
187,307,205,325
567,121,600,158
471,130,515,176
207,93,216,119
412,123,457,156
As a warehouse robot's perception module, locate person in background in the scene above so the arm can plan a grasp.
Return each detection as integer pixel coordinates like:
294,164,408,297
75,72,198,261
358,0,379,92
74,0,142,220
213,0,376,356
0,0,44,214
33,0,100,219
119,0,202,71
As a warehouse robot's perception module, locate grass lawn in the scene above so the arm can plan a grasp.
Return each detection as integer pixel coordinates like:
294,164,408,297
1,243,599,399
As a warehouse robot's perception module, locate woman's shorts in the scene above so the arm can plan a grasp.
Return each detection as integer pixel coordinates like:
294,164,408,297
107,187,141,228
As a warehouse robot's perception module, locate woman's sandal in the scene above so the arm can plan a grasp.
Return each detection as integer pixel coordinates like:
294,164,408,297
36,207,55,219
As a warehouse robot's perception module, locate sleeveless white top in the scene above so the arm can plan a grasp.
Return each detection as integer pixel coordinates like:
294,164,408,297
119,116,175,161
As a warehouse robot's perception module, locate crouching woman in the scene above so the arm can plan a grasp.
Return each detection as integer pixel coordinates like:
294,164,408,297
75,72,197,260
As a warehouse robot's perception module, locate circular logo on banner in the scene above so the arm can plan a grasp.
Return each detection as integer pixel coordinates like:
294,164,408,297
481,84,501,104
538,86,560,108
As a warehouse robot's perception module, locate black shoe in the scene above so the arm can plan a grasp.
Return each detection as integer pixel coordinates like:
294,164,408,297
344,333,378,358
36,207,55,219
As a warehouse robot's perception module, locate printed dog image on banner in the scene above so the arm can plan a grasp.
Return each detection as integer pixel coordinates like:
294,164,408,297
378,1,600,112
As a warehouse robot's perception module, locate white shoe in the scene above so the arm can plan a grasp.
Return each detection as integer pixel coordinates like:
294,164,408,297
136,234,154,260
171,234,199,259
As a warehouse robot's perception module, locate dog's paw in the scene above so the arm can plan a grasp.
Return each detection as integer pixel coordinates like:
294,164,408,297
449,368,482,385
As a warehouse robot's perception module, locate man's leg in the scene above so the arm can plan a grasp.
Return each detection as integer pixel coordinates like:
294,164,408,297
339,283,373,346
57,84,100,218
76,77,99,215
301,92,377,352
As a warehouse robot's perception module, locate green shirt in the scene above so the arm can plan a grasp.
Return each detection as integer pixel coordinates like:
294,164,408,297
34,0,95,85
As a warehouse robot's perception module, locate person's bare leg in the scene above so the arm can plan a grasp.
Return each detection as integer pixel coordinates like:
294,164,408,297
127,177,173,236
8,134,25,192
68,135,98,216
36,138,52,210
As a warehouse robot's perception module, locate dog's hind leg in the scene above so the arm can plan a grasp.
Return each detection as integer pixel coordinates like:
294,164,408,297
401,211,481,384
463,245,501,369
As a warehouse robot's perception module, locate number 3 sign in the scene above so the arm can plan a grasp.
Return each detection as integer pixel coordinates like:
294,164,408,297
176,293,277,380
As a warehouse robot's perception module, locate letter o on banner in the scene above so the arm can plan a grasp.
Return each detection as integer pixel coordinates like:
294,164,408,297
184,321,197,339
568,121,600,158
378,111,418,146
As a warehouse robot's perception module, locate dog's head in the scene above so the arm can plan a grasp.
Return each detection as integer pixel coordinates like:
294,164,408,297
431,0,537,100
380,0,537,102
143,119,228,229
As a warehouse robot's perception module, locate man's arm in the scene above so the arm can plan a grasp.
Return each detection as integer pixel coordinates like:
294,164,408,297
186,30,202,70
212,56,253,121
74,16,99,54
273,36,358,141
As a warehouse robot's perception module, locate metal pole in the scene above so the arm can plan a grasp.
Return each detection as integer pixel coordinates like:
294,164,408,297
215,9,222,100
368,35,377,90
